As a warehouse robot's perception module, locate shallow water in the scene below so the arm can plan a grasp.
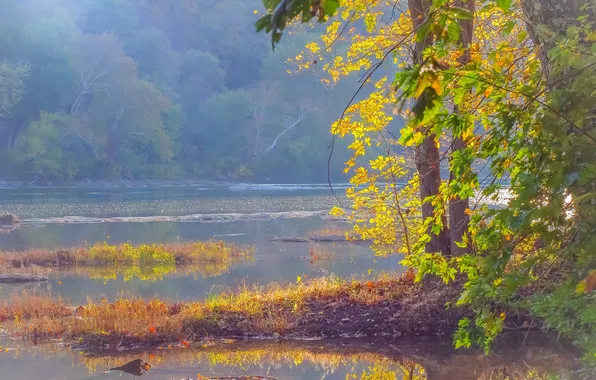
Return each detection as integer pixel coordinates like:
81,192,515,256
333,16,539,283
0,185,400,303
0,337,576,379
0,185,581,379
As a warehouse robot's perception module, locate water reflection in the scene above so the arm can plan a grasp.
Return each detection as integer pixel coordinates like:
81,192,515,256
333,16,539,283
0,337,575,379
0,220,401,304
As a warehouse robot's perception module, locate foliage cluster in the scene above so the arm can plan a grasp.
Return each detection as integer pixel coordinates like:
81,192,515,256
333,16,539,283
256,0,596,363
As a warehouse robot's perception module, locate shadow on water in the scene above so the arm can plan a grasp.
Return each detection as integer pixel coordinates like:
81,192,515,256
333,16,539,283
0,335,580,379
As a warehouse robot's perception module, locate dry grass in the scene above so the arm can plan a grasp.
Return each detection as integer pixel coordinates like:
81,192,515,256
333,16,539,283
0,240,253,269
308,246,337,259
0,273,439,349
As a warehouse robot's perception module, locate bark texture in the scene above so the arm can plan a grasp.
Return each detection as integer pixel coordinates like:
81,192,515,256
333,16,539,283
448,0,475,256
409,0,451,255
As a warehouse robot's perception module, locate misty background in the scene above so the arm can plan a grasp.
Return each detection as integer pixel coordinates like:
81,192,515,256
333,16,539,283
0,0,382,184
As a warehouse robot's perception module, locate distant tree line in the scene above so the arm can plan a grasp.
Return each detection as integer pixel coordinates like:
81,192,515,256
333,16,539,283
0,0,361,183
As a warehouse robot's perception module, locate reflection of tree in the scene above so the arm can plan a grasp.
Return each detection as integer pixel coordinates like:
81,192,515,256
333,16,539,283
58,339,572,380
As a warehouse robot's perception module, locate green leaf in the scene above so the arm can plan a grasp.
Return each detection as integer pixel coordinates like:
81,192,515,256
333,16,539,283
255,15,272,32
502,20,515,35
262,0,279,10
496,0,512,12
450,7,473,20
322,0,340,16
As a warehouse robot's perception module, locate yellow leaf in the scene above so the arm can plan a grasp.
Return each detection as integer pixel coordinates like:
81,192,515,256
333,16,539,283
430,77,442,96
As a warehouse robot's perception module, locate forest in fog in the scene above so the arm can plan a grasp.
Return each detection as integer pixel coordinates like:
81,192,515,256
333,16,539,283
0,0,368,183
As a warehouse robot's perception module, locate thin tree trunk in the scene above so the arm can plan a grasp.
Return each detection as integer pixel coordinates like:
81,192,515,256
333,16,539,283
448,0,475,256
409,0,450,254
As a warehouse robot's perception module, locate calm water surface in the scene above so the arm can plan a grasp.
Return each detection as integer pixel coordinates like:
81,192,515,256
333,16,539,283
0,338,576,379
0,185,401,303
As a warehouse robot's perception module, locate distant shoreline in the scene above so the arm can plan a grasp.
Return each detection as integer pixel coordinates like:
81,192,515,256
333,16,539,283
0,179,353,191
0,179,236,189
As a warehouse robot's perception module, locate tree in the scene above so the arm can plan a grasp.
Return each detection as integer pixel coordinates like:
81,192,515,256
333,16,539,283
0,0,405,183
255,0,596,361
0,0,78,150
14,112,80,181
0,62,28,119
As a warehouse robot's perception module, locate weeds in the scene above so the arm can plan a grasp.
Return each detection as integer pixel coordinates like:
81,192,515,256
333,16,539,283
0,241,254,281
1,240,252,266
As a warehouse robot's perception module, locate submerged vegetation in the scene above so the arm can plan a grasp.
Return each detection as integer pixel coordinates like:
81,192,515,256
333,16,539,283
0,241,254,281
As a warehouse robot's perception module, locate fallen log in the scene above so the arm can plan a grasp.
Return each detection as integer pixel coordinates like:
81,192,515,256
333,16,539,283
271,235,371,243
0,274,49,284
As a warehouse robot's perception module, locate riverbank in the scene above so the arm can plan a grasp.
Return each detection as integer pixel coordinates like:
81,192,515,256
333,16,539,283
0,273,465,350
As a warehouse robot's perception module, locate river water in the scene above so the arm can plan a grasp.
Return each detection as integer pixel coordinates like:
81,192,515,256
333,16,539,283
0,184,580,379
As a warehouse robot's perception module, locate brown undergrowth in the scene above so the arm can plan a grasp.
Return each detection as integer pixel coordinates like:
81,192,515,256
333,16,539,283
0,273,465,350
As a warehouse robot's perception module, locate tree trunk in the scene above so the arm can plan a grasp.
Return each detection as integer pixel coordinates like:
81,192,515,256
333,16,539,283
448,0,475,256
409,0,450,254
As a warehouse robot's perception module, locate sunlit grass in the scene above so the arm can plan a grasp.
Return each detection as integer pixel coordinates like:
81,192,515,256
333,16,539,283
0,274,418,347
0,241,254,281
0,240,253,267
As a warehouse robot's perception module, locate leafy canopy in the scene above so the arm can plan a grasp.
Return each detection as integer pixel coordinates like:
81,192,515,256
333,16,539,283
257,0,596,363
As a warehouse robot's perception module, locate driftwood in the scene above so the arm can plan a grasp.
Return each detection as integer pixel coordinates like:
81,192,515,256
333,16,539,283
0,274,48,284
271,235,371,243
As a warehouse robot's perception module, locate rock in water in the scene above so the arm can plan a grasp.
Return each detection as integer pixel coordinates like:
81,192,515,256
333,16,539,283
103,359,152,376
0,274,48,284
0,214,21,226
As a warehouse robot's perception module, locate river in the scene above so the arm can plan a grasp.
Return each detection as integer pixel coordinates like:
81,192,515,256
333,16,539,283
0,184,579,379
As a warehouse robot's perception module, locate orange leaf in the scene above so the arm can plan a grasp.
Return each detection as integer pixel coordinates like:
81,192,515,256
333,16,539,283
581,270,596,293
180,339,190,348
148,325,157,334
